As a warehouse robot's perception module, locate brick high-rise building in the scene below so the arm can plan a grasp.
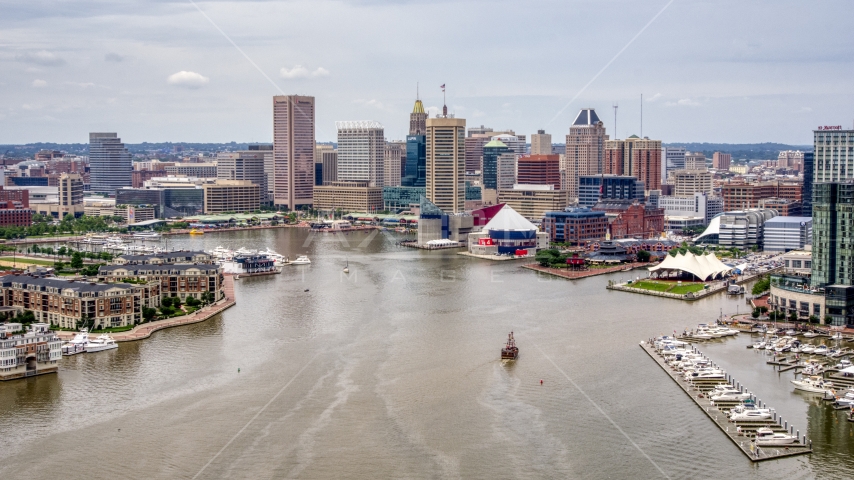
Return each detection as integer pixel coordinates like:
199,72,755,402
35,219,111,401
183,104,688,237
273,95,315,209
0,187,31,226
517,154,560,190
712,152,731,170
604,135,662,191
464,134,490,174
721,181,802,211
565,108,607,201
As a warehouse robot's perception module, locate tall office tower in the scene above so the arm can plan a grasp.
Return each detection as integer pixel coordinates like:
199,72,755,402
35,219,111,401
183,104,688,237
216,151,268,203
468,125,493,137
604,136,662,191
89,132,132,195
426,108,466,213
814,127,854,183
812,181,854,288
530,130,552,155
315,144,335,186
384,141,406,187
517,154,561,189
410,97,428,136
802,152,814,217
684,152,707,171
248,144,274,201
273,95,315,209
402,134,426,187
481,139,509,190
464,134,491,173
672,169,713,197
712,152,732,170
565,108,607,201
335,121,385,187
491,133,527,158
661,146,686,183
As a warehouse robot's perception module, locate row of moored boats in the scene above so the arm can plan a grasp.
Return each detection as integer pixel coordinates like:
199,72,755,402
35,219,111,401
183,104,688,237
60,329,118,355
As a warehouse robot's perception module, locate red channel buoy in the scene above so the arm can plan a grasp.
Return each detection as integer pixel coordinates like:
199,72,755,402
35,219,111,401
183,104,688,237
540,379,543,385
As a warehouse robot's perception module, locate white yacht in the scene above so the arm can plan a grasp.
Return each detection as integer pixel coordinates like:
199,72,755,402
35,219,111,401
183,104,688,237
710,388,752,402
832,332,844,340
752,341,767,350
132,231,161,240
800,344,816,354
61,329,90,356
729,403,773,421
785,329,798,336
291,255,311,265
791,376,834,395
834,358,852,370
754,427,797,446
263,248,287,266
803,331,819,338
85,334,118,353
813,345,829,355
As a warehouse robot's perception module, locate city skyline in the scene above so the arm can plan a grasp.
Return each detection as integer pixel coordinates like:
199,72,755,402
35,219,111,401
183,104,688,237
2,1,853,145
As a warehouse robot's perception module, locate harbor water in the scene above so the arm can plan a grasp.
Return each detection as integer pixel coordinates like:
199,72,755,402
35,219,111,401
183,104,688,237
0,228,851,479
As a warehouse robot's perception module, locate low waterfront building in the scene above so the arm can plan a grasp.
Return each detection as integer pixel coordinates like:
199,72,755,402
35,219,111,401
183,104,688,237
763,216,812,253
664,215,706,232
382,186,424,212
0,323,62,381
468,204,548,256
313,181,383,213
769,273,825,323
541,207,608,245
0,275,143,329
99,263,223,302
782,250,812,275
694,208,778,248
112,251,213,265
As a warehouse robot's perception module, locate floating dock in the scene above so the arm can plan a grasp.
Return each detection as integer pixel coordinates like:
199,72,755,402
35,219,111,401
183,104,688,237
641,341,812,462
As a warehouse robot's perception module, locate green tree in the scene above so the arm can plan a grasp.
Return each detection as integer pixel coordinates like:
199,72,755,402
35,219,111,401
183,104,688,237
54,261,66,270
751,308,760,319
636,250,651,263
751,276,770,295
789,311,798,322
535,249,561,267
809,315,820,324
142,307,157,322
824,315,834,325
58,246,67,256
70,251,84,269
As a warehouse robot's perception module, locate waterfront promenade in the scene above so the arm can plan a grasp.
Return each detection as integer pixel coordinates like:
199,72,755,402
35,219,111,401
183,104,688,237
522,262,648,279
56,275,236,343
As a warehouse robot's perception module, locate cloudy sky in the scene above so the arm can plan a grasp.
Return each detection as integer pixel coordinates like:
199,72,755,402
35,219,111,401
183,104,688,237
1,0,852,145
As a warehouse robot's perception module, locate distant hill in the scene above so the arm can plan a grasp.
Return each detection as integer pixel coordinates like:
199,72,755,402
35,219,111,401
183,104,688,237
663,142,813,161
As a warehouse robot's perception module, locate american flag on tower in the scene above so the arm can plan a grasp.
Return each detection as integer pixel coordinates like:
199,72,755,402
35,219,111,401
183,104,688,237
440,84,445,92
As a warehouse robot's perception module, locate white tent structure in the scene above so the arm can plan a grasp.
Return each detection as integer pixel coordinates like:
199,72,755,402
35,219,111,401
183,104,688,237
482,204,538,233
648,251,732,281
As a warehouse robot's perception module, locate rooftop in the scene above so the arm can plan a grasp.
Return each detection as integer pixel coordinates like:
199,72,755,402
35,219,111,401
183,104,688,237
0,274,134,293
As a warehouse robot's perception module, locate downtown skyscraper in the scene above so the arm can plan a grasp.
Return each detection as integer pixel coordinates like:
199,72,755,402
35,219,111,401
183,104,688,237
273,95,315,209
426,106,465,213
336,121,385,187
89,132,132,195
565,109,607,201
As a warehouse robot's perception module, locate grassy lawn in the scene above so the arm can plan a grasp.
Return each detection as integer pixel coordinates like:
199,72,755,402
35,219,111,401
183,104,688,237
631,280,706,295
0,257,57,266
91,325,136,333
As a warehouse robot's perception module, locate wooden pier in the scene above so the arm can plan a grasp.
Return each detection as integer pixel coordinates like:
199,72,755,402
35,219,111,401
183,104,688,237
641,342,812,462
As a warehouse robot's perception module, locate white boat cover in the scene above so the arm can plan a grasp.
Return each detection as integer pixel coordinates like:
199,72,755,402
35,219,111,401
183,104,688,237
648,251,732,281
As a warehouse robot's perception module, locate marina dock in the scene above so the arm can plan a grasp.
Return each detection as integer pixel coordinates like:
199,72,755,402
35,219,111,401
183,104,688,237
641,341,812,462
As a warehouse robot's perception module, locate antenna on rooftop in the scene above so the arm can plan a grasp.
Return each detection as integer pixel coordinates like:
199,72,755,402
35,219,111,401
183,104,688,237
640,93,643,138
612,102,618,138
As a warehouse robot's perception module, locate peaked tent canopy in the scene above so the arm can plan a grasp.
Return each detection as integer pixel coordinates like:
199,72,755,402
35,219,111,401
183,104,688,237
648,251,732,281
483,204,537,233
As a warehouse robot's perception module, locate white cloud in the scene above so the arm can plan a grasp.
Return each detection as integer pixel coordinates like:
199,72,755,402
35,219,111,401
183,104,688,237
31,79,47,88
665,98,701,107
104,52,124,63
354,98,385,109
166,71,209,88
646,93,663,102
66,82,96,88
16,50,64,66
279,65,330,79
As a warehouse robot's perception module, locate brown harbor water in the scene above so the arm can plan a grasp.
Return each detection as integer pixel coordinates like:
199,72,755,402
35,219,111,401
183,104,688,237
0,228,851,479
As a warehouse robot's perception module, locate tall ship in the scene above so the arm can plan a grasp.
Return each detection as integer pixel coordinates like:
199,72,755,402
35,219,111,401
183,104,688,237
501,331,519,360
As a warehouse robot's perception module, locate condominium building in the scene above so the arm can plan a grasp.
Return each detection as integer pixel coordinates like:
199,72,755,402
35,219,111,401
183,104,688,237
812,181,854,287
426,113,466,213
498,184,569,220
577,175,645,208
0,275,143,329
99,263,223,302
384,141,406,187
336,121,385,188
165,163,218,178
814,127,854,184
517,155,561,190
721,181,802,211
565,109,607,201
671,169,713,197
202,180,260,214
604,135,662,191
530,130,552,155
216,151,268,203
312,181,383,212
712,152,732,170
89,132,132,195
273,95,315,209
112,251,213,265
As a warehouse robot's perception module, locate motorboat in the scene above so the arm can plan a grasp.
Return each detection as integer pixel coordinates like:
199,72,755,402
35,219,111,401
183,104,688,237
132,231,161,240
291,255,311,265
754,427,798,446
729,403,773,421
791,376,834,395
800,344,816,354
752,341,766,350
832,332,844,340
813,345,829,356
501,331,518,360
801,361,824,376
105,235,125,244
263,248,287,266
827,348,843,358
803,331,819,338
834,358,852,370
85,334,118,353
189,229,205,235
61,329,89,355
685,369,726,380
833,388,854,408
710,388,752,402
785,329,798,336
